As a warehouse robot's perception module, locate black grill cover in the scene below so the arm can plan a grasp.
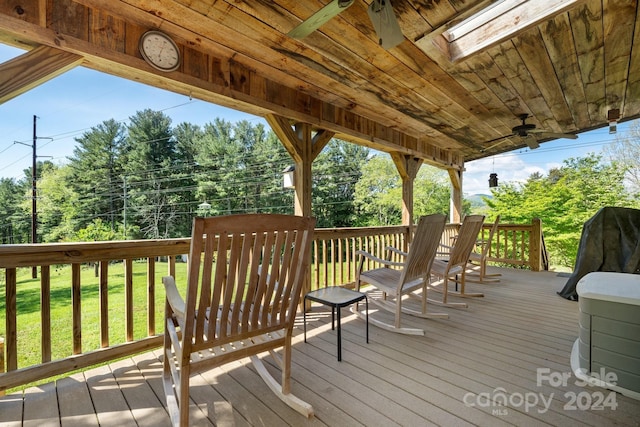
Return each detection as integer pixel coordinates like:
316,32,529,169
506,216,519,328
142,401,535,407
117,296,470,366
558,207,640,300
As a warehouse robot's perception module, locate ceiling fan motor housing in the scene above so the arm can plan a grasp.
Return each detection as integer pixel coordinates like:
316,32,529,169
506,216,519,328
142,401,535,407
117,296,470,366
513,123,536,136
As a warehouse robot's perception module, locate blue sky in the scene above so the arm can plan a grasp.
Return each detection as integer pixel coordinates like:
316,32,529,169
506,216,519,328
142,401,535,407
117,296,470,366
0,44,628,195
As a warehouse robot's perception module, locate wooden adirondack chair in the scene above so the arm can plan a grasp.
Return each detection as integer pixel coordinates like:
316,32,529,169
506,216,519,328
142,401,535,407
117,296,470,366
162,214,316,426
353,214,448,335
466,215,502,283
428,214,485,307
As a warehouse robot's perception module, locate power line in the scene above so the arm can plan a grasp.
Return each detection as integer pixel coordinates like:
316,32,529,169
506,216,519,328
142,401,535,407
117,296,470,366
0,98,214,178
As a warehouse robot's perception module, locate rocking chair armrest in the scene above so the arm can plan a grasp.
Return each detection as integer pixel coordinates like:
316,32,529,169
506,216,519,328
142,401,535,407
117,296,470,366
384,246,408,257
438,243,453,251
162,276,186,320
356,250,405,267
436,242,453,256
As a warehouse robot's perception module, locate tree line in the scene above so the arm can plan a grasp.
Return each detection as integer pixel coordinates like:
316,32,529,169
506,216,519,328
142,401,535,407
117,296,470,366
0,108,638,268
0,109,452,245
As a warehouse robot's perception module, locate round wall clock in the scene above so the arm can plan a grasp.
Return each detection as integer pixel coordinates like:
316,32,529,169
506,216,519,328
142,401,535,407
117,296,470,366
139,30,181,72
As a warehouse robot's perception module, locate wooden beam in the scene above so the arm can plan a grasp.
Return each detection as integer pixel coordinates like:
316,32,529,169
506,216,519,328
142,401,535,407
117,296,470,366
311,129,334,159
0,45,83,104
266,115,304,162
75,0,454,144
0,2,462,170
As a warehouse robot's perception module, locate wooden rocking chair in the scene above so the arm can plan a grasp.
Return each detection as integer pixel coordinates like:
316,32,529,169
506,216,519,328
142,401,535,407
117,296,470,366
162,214,316,426
466,215,502,283
428,214,485,307
353,214,447,335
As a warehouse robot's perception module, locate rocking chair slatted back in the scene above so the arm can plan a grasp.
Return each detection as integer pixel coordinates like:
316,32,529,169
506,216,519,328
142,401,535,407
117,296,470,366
183,214,314,352
353,213,448,335
400,214,448,285
446,215,486,271
428,214,486,307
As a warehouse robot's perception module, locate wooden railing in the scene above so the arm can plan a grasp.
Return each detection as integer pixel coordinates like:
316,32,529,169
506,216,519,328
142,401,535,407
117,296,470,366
0,219,544,392
0,239,190,392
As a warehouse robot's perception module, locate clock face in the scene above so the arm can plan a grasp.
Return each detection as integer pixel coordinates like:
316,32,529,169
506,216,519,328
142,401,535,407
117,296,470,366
139,31,181,72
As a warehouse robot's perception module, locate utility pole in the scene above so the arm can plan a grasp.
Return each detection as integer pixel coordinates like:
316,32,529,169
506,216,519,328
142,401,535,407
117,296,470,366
123,176,127,239
15,115,52,278
31,115,37,278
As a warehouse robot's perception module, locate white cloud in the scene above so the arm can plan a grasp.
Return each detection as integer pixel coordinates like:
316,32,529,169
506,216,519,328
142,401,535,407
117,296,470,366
464,155,550,195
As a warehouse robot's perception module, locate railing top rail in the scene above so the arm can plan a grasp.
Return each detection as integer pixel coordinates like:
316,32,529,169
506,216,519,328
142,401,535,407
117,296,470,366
0,238,190,268
313,225,409,239
0,222,536,269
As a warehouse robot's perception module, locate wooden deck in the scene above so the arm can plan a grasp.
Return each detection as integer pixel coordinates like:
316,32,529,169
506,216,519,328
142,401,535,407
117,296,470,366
1,268,639,426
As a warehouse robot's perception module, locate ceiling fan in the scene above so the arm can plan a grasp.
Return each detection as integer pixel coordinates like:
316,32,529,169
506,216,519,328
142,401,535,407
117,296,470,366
484,114,578,151
287,0,355,39
288,0,404,49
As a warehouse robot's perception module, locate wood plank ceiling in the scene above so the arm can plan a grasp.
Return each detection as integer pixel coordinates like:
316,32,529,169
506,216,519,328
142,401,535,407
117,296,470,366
0,0,638,170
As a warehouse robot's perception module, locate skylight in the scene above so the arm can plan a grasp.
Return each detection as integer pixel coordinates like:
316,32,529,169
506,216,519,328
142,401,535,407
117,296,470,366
435,0,584,62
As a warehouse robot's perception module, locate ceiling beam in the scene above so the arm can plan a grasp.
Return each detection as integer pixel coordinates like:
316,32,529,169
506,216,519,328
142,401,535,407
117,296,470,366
0,45,83,104
0,3,462,170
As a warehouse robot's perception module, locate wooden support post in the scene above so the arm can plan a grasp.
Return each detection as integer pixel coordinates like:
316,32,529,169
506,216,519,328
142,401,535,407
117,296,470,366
266,115,333,310
529,218,542,271
390,153,422,241
293,156,312,217
448,167,463,224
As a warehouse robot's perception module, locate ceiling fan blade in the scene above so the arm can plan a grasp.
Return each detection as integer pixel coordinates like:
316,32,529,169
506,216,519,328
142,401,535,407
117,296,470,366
535,131,578,140
524,134,540,149
367,0,404,49
288,0,354,39
481,133,515,151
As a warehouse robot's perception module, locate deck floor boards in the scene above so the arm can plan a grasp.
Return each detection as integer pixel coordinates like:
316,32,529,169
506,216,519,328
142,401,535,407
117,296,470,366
57,373,99,426
1,267,639,426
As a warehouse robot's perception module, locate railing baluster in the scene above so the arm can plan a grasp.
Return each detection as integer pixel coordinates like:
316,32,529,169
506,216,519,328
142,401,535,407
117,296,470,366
312,241,319,289
5,268,16,371
168,255,176,278
322,239,328,287
331,239,337,286
148,257,156,336
338,238,344,285
41,266,51,363
0,336,4,396
125,259,134,342
72,264,82,354
99,261,109,348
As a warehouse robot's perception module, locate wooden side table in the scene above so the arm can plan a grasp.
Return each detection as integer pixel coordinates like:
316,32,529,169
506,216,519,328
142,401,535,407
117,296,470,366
303,287,368,361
